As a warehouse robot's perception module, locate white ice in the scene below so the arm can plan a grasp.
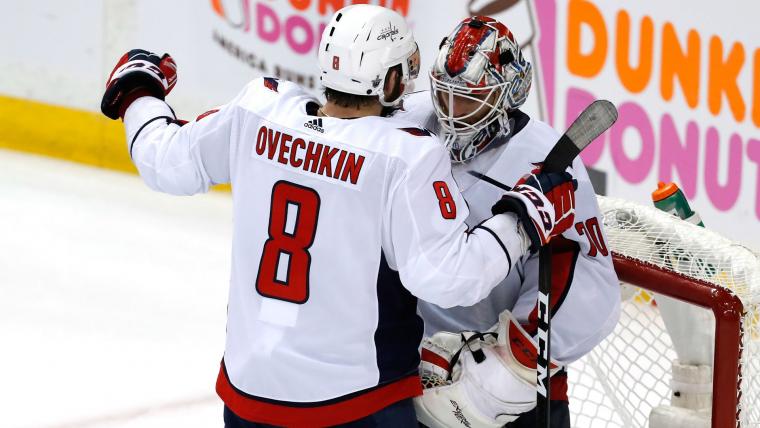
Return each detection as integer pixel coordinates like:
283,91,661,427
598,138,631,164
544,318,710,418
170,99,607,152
0,149,232,428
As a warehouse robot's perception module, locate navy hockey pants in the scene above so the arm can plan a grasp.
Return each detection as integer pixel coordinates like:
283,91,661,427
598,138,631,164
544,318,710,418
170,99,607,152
223,398,418,427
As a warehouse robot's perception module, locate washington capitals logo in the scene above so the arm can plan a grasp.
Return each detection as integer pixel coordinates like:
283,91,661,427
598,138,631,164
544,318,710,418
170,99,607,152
377,22,399,41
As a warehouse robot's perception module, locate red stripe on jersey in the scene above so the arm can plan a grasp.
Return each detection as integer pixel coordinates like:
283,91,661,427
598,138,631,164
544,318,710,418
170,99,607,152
216,362,422,426
196,108,219,121
398,127,432,137
521,236,580,336
263,77,279,92
421,348,452,373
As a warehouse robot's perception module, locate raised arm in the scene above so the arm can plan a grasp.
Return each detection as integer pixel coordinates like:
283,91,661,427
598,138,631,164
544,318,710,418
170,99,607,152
122,96,237,195
101,49,241,195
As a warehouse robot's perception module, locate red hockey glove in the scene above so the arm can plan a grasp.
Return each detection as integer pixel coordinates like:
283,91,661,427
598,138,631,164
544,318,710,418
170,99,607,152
491,168,577,253
101,49,177,120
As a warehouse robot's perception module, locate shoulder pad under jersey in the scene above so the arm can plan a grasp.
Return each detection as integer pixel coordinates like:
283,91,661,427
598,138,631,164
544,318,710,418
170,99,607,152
263,77,279,92
398,127,433,137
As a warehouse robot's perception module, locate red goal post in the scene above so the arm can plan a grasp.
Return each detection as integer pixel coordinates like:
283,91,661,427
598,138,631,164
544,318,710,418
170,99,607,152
568,196,759,428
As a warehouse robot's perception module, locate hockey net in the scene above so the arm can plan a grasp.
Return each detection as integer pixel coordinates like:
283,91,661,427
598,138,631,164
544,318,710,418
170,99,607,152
568,196,760,428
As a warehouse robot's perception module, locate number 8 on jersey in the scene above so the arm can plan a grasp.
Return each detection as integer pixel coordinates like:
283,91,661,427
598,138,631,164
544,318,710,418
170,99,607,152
433,181,457,219
256,181,321,304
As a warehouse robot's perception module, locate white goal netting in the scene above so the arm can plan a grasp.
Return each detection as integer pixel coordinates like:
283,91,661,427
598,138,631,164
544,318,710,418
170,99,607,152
568,196,760,428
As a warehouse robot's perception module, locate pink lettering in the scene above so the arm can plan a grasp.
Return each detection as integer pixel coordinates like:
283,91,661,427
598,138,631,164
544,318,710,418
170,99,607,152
747,139,760,220
609,102,655,184
659,114,699,198
704,128,742,211
285,15,314,55
256,3,280,43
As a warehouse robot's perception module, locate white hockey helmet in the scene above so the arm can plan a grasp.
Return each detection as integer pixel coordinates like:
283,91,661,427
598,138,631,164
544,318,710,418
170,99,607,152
431,16,532,163
318,5,420,106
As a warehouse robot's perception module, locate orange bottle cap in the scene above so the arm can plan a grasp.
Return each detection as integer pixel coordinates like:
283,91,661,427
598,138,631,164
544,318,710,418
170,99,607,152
652,181,680,202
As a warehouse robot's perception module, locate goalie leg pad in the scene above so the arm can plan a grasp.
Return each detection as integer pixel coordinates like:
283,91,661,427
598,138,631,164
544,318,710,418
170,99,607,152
415,346,536,428
670,359,712,410
649,405,711,428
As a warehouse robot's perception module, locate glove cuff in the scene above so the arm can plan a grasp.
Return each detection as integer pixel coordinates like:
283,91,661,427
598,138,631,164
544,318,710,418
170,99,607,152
101,70,167,120
491,194,540,253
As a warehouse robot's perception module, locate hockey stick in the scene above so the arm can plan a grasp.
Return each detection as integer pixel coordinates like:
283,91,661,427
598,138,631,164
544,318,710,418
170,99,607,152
468,99,618,427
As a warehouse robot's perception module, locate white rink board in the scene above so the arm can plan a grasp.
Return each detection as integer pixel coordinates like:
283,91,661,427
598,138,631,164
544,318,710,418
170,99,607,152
3,0,759,247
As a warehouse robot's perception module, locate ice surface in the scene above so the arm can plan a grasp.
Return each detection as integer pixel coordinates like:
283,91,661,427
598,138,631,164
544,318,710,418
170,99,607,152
0,150,232,428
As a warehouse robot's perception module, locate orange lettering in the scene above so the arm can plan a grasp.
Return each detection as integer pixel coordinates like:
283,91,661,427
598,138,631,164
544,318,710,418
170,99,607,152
319,0,345,15
660,23,700,109
211,0,224,17
318,0,408,17
708,36,746,121
289,0,311,10
615,11,653,93
567,0,608,78
753,49,760,128
378,0,409,16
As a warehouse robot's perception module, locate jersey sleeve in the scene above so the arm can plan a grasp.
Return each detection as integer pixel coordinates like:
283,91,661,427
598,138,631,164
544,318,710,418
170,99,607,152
387,142,529,308
510,159,621,363
122,85,248,195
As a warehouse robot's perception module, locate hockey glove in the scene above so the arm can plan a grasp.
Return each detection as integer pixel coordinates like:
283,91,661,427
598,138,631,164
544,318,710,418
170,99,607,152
491,168,577,253
101,49,177,120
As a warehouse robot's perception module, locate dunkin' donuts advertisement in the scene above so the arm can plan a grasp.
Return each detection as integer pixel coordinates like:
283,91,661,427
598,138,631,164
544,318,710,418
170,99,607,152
205,0,760,244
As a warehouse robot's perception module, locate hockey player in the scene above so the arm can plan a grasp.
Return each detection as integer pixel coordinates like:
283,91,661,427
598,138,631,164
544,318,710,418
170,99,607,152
98,6,579,428
392,16,621,427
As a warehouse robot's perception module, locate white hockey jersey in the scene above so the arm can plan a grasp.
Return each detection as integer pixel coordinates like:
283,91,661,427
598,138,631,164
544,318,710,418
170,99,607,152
394,91,621,399
122,78,529,426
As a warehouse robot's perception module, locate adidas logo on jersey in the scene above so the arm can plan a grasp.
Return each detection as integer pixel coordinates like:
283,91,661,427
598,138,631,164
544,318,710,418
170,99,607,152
304,118,325,133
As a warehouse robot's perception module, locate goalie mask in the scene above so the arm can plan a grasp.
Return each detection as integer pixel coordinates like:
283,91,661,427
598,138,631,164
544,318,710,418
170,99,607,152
431,16,532,163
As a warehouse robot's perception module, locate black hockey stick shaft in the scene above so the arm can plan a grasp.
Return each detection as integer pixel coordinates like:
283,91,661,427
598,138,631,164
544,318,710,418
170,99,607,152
536,239,553,427
464,170,553,426
468,171,512,192
536,99,617,428
468,100,617,428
